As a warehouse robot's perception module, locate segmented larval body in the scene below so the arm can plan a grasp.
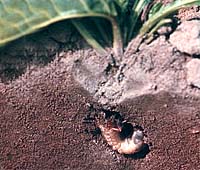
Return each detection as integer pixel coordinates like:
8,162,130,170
98,123,144,155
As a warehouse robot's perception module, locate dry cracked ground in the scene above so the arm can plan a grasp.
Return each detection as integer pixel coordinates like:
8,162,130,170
0,10,200,170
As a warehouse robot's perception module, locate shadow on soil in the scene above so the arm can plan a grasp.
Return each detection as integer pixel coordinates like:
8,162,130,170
0,20,84,83
124,144,151,160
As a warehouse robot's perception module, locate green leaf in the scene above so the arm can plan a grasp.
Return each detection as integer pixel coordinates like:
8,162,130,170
128,0,152,40
107,0,153,51
140,0,200,36
0,0,123,56
148,2,163,18
1,0,199,56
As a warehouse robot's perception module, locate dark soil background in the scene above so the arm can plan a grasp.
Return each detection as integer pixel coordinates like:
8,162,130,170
0,71,199,169
0,1,200,170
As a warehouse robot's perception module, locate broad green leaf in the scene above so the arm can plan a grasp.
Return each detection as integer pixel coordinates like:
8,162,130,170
0,0,199,56
0,0,122,55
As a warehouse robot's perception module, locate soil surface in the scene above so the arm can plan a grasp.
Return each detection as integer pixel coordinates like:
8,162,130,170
0,1,200,170
0,72,200,170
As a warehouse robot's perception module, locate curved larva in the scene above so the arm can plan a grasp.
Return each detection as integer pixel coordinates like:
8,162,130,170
117,130,144,154
98,123,144,155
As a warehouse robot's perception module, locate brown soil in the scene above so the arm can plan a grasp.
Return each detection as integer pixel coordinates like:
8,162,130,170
0,71,199,169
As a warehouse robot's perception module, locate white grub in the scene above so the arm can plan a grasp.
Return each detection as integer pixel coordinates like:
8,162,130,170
98,120,144,155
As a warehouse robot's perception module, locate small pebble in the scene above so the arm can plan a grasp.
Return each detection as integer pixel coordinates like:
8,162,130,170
190,126,200,134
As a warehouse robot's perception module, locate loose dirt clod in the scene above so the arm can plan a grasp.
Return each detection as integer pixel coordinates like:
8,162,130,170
169,20,200,55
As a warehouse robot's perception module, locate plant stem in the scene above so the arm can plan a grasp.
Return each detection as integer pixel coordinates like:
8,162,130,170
110,17,123,58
